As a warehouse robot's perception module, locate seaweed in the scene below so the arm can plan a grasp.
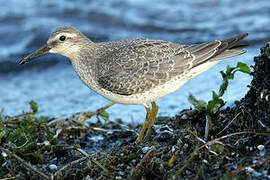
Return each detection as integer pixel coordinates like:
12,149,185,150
0,44,270,179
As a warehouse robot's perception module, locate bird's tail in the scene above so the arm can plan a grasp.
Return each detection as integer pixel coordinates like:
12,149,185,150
210,33,248,62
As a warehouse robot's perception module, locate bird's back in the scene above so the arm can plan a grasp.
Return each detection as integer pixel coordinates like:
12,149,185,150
94,33,247,97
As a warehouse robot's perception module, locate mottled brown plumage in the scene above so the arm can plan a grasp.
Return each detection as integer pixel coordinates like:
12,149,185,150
95,33,247,96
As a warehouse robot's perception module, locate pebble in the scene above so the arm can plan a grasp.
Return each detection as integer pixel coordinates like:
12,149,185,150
131,159,136,164
119,171,125,176
1,151,7,158
44,140,50,146
183,143,189,149
202,159,208,164
142,146,151,153
257,145,264,151
259,151,265,156
171,145,179,153
247,167,254,173
155,130,173,142
48,164,57,172
84,175,93,180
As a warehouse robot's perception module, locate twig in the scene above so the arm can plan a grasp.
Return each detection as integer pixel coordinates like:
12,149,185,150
53,150,108,179
199,131,252,150
176,109,195,119
0,177,16,180
199,131,270,151
4,111,36,123
130,147,156,178
75,148,109,175
217,111,242,135
0,147,50,180
188,130,206,144
77,102,115,123
230,157,270,176
12,135,29,149
53,156,89,178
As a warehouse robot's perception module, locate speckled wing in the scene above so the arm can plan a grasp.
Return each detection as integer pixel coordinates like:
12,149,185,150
96,33,247,95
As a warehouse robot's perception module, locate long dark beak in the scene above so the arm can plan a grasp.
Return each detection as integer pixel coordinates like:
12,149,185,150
19,45,51,65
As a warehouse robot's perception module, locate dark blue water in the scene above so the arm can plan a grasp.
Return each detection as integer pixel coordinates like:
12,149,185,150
0,0,269,123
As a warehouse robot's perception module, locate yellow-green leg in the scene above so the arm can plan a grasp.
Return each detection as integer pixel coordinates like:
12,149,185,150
136,101,158,142
136,105,152,142
145,102,158,140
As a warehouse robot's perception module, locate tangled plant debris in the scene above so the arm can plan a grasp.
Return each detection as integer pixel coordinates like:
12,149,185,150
0,44,270,179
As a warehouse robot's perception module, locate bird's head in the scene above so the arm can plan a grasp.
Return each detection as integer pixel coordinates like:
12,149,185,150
19,26,91,64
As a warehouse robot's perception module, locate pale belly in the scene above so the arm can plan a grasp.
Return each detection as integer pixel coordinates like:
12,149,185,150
86,61,220,105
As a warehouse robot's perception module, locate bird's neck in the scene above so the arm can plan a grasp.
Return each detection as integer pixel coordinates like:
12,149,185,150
70,43,99,91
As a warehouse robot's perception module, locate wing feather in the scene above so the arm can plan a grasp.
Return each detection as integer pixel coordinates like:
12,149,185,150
96,33,248,95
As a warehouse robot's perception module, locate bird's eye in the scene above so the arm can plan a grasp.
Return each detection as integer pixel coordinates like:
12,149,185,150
59,35,66,41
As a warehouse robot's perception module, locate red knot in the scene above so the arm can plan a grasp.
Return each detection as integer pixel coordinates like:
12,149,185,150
19,26,248,142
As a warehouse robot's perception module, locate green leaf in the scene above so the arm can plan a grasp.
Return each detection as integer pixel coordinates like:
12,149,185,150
188,93,207,110
188,61,250,116
207,98,225,114
225,66,236,75
100,110,109,119
7,128,27,146
212,91,219,99
228,73,235,79
0,129,6,144
237,62,251,74
29,101,38,113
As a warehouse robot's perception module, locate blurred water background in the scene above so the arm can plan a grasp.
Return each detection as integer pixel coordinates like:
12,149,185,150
0,0,269,124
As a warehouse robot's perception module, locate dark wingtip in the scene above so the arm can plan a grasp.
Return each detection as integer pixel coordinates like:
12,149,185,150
18,59,27,65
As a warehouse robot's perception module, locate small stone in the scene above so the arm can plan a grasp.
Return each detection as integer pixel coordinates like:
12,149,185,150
252,159,258,164
160,124,174,132
117,164,124,168
183,143,189,149
155,130,173,142
84,175,93,180
247,167,254,173
131,160,136,164
259,151,265,156
257,145,264,151
181,114,188,120
119,171,125,176
48,164,57,172
202,159,208,164
1,152,7,158
171,145,179,153
44,140,50,146
142,146,151,153
179,151,184,155
2,162,7,167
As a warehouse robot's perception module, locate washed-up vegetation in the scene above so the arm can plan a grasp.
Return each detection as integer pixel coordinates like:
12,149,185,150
1,44,270,179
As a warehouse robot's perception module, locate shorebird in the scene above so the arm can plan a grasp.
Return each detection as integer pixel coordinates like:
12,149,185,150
19,26,248,142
